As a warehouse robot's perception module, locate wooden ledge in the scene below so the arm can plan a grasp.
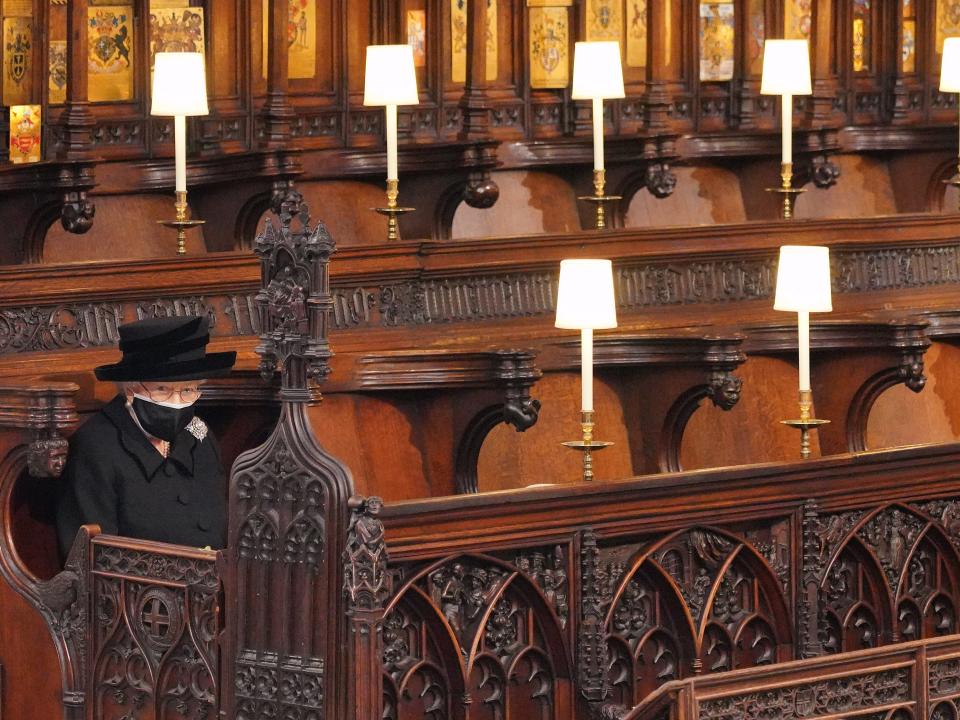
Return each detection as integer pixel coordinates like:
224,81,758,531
353,348,541,391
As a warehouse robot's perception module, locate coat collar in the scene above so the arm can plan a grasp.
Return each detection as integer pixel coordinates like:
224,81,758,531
101,395,198,480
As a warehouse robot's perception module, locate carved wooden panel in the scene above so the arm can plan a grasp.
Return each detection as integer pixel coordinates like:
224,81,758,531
89,539,220,720
583,522,793,711
803,501,960,659
383,547,573,719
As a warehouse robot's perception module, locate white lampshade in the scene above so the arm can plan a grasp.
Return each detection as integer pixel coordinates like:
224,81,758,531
151,52,209,116
363,45,419,106
942,38,960,92
555,259,618,330
572,42,625,100
774,246,833,313
760,40,812,95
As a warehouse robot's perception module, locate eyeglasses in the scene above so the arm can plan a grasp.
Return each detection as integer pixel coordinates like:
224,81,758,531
139,383,202,404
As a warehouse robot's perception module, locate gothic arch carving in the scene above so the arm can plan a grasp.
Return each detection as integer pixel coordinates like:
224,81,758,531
384,552,572,718
600,526,791,705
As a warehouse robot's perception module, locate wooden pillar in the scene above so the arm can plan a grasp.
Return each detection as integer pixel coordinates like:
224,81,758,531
260,0,294,148
459,0,492,141
57,0,93,161
645,0,681,133
807,0,840,127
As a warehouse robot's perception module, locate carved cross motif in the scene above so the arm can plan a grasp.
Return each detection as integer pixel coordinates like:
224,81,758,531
142,598,170,640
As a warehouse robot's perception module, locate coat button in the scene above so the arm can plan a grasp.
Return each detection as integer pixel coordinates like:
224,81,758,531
197,519,211,532
177,492,191,505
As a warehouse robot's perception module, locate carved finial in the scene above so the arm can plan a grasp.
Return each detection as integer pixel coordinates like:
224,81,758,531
253,183,336,390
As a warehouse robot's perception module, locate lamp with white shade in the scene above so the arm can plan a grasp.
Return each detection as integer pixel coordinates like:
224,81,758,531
940,38,960,206
774,245,833,459
555,258,618,480
363,44,419,241
572,42,625,230
760,39,812,219
151,52,209,255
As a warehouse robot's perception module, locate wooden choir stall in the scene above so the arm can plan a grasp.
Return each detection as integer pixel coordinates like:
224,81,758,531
6,0,960,719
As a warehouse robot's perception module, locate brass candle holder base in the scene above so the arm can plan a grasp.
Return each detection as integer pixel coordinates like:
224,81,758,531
561,411,613,481
766,162,805,220
780,390,829,460
158,190,205,255
578,169,621,230
373,178,415,241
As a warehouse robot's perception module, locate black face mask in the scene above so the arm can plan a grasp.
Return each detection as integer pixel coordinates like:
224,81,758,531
132,397,195,442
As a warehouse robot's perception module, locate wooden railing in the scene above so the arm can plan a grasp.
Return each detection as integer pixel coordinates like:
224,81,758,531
376,442,960,719
623,634,960,720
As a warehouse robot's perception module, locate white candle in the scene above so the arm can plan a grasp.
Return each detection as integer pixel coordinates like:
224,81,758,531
781,94,792,165
386,104,398,181
581,327,594,412
174,114,187,193
798,310,811,392
592,97,604,171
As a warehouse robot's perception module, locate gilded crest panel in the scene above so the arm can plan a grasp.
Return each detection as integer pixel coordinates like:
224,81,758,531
261,0,316,80
2,16,31,105
529,6,568,88
87,5,133,102
586,0,623,42
9,103,40,164
937,0,960,54
699,2,734,82
407,10,426,67
149,1,205,71
784,0,812,40
626,0,646,68
48,39,66,104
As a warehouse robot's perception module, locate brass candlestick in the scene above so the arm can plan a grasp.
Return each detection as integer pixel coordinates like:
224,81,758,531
562,411,613,481
780,389,829,460
766,162,806,220
943,159,960,211
578,169,622,230
373,178,415,241
159,190,205,255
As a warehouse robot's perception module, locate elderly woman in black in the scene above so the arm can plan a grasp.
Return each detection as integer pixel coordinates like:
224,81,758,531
56,316,236,558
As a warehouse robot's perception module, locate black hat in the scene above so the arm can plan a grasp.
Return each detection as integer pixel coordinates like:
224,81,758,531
95,316,236,382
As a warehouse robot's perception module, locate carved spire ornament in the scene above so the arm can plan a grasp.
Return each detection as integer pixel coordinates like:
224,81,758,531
226,188,356,720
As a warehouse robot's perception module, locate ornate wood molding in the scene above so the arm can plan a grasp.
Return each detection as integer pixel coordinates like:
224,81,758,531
89,537,220,720
225,188,354,720
343,496,389,720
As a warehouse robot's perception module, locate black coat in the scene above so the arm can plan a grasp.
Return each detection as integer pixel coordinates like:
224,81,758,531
56,395,227,558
